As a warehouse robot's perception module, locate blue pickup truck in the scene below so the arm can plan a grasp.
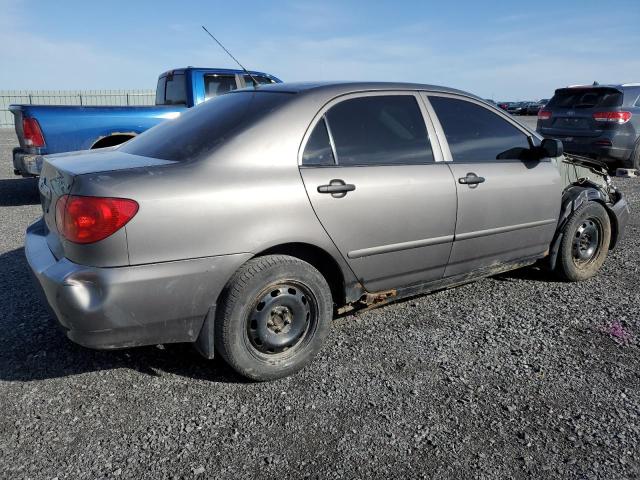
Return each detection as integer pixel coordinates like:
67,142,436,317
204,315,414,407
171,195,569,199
10,67,281,176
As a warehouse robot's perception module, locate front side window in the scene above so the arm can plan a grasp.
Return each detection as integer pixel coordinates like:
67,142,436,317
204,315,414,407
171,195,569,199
325,95,433,166
429,96,530,162
243,75,275,87
164,73,187,105
302,117,335,166
204,75,237,99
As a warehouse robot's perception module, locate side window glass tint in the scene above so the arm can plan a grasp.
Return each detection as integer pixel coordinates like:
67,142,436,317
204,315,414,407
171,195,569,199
429,96,531,162
204,75,237,100
302,117,335,166
326,95,433,166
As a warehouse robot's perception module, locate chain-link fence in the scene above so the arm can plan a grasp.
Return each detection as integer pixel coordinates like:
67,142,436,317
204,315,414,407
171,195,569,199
0,89,156,127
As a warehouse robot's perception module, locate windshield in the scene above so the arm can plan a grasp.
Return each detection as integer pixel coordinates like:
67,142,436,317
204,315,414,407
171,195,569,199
121,91,292,161
547,88,623,109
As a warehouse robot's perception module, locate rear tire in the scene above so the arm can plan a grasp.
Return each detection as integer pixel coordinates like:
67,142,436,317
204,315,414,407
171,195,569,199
554,202,611,282
630,141,640,171
215,255,333,381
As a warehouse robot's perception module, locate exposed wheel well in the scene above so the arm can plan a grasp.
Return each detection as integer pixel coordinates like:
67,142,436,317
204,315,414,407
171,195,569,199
91,134,135,149
257,243,346,306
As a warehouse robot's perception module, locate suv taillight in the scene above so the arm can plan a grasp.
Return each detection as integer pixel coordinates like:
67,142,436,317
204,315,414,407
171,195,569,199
538,110,552,120
592,111,632,124
55,195,139,244
22,117,45,147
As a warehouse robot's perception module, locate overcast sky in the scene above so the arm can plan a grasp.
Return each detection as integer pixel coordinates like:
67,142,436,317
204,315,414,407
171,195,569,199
1,0,639,100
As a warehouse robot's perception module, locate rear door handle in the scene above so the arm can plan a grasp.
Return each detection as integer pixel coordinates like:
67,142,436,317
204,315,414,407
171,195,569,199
317,179,356,198
458,173,485,186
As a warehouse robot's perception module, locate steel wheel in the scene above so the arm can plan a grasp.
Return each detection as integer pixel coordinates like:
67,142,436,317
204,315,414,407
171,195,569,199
571,217,602,267
245,281,318,358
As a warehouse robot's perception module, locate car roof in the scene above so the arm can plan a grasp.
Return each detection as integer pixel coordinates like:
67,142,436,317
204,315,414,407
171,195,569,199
158,67,278,78
238,81,483,101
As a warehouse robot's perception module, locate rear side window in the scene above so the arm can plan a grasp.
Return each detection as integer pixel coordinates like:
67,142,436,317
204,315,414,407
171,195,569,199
429,96,530,162
302,117,335,166
326,95,433,166
547,88,623,109
204,74,237,100
120,91,291,161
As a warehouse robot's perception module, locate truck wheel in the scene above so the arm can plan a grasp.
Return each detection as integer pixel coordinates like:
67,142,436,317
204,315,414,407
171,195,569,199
554,202,611,282
215,255,333,381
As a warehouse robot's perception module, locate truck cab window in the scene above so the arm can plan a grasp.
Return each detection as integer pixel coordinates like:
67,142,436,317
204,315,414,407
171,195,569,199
204,75,237,100
243,75,275,87
164,73,187,105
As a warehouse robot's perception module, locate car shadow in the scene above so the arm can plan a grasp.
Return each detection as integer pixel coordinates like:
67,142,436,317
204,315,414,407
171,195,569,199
0,247,247,384
0,177,40,206
494,265,565,283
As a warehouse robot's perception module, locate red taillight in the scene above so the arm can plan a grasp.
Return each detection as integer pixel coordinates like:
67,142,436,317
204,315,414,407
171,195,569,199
55,195,139,244
592,111,632,124
22,117,45,147
538,110,552,120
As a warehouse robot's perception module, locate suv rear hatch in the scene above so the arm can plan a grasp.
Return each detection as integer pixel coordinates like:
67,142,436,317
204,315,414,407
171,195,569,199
538,86,624,138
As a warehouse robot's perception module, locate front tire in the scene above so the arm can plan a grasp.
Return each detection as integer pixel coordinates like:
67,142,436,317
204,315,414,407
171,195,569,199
554,201,611,282
215,255,333,381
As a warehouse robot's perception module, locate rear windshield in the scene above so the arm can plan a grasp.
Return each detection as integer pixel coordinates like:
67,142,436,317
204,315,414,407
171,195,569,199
121,91,291,161
155,73,187,106
547,88,623,109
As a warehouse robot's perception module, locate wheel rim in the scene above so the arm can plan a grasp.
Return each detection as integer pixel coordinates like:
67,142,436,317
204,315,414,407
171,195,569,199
572,217,602,267
245,282,317,356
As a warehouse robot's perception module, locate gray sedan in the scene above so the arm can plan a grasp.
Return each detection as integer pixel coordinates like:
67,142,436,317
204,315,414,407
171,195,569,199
26,82,629,380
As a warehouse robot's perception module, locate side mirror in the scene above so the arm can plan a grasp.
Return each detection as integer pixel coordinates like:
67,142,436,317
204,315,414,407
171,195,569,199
541,138,563,158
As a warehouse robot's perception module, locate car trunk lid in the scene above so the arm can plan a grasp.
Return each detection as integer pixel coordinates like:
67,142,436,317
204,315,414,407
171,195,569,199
38,149,176,259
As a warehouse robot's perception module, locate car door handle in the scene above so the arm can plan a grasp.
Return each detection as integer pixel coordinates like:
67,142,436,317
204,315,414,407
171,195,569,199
317,179,356,197
458,173,485,185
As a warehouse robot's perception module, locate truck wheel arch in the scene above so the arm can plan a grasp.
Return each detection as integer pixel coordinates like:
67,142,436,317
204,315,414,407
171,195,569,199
90,133,137,149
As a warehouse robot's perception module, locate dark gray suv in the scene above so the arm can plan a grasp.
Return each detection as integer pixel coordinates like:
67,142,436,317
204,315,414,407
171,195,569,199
537,84,640,170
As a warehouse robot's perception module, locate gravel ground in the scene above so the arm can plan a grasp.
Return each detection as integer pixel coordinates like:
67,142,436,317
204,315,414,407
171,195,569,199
0,126,638,480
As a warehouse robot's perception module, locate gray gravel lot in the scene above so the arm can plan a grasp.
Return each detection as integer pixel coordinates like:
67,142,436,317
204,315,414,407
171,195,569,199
0,123,639,479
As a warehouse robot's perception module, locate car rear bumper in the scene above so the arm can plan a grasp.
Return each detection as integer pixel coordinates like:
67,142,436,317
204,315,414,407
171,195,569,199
538,132,633,164
12,147,44,176
25,218,251,350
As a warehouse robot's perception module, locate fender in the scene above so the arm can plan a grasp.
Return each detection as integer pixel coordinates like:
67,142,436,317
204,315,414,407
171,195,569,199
549,184,620,270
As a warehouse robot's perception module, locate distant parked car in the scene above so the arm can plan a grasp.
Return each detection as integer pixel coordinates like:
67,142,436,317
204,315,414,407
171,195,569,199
507,102,527,115
537,83,640,170
9,67,281,176
524,102,543,115
497,102,510,110
26,82,628,380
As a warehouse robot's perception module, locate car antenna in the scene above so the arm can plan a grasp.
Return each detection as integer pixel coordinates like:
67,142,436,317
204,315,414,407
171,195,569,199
201,26,260,88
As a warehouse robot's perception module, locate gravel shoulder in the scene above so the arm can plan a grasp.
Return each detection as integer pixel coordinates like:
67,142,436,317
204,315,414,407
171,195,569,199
0,128,638,479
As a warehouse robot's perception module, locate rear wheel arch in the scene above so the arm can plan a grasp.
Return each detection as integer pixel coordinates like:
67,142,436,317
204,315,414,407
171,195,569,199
90,134,136,149
256,242,351,307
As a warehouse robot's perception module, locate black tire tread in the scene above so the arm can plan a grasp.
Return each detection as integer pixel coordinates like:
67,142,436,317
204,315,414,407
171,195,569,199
554,201,611,282
215,254,332,381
